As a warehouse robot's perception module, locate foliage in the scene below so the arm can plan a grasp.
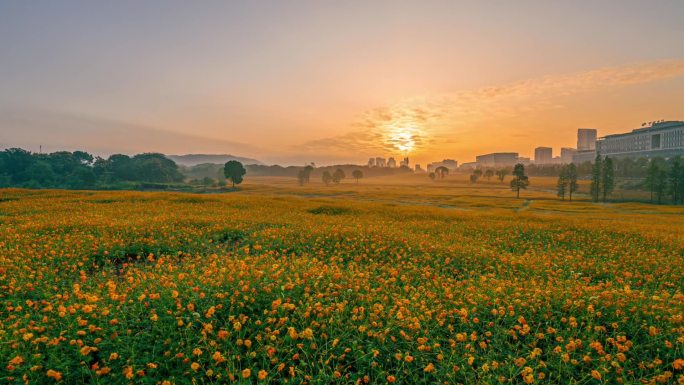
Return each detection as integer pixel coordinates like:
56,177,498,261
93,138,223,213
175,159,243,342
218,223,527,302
352,169,363,183
223,161,246,187
495,169,508,183
509,163,529,199
332,169,346,184
322,171,332,185
0,148,183,189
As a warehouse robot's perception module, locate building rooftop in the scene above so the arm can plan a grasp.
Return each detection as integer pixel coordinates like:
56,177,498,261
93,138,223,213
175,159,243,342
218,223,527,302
601,121,684,139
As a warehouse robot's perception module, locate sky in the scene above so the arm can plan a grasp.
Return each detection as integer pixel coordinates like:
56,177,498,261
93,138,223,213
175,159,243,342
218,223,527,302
1,1,683,166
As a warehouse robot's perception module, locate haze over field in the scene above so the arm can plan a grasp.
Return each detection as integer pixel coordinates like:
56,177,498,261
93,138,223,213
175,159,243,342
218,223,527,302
1,1,684,165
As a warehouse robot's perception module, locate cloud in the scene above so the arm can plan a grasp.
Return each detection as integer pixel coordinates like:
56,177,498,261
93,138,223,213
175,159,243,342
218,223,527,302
298,59,684,155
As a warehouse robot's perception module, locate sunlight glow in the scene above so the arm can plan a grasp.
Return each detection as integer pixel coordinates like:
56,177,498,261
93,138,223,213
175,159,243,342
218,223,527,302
385,125,422,154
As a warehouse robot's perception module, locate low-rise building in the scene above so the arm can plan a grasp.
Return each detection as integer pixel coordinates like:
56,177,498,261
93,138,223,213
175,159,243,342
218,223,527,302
475,152,519,167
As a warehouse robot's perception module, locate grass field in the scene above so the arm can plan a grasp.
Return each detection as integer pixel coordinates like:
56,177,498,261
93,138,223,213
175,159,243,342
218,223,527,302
1,175,683,384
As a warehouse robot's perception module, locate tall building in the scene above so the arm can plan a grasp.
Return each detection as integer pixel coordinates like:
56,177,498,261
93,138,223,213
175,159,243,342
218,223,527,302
475,153,519,167
573,128,598,163
387,157,397,168
534,147,553,164
399,157,409,167
596,121,684,159
368,158,375,167
577,129,597,151
560,148,577,164
375,157,386,167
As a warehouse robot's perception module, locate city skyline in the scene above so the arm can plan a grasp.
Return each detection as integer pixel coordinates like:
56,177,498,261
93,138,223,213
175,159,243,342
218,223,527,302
2,1,684,166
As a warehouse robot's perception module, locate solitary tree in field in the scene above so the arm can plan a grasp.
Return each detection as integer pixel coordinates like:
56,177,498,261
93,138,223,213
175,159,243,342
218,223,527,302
510,163,529,199
332,168,345,184
435,166,449,179
601,157,615,202
484,169,494,181
557,166,568,200
590,155,602,202
496,169,508,183
322,171,332,186
223,160,246,188
567,163,578,201
352,169,363,184
297,169,307,186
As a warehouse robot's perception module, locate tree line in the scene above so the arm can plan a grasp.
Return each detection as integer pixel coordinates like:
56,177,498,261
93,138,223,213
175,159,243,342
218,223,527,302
0,148,184,189
559,155,684,204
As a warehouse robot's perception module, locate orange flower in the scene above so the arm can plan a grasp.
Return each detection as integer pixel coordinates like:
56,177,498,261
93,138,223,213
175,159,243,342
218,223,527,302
46,369,62,381
258,370,268,380
591,370,601,380
191,362,200,371
387,375,396,383
242,368,251,378
423,363,435,373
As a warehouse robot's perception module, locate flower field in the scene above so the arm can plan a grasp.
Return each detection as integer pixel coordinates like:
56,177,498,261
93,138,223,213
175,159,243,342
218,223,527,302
1,183,683,384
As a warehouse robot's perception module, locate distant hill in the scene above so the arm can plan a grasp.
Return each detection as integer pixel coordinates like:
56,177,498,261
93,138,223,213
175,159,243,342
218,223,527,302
168,154,263,167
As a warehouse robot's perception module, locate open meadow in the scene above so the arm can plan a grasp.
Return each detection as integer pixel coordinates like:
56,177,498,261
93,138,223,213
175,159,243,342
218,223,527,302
1,175,683,384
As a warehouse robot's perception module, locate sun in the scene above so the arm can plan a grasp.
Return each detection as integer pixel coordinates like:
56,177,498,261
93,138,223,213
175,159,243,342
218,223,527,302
386,127,419,153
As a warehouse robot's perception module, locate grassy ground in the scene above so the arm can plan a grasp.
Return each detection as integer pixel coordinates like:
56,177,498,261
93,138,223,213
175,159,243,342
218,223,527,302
0,176,683,384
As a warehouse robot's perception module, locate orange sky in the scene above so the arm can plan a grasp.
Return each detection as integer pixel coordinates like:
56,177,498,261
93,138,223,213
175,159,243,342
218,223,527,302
1,2,684,165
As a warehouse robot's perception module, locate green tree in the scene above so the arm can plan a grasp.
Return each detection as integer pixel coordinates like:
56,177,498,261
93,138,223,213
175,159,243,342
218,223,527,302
557,165,568,200
352,169,363,183
223,160,246,187
495,169,508,183
322,171,332,186
654,168,668,204
332,168,345,184
297,169,307,186
26,161,55,187
645,161,658,202
473,169,483,178
509,163,529,199
590,154,602,202
601,157,615,202
566,163,578,201
303,165,314,184
484,169,494,181
133,153,184,183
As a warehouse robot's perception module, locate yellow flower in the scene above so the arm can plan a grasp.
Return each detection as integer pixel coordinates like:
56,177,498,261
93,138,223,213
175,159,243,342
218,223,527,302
591,370,602,380
242,368,252,378
423,363,435,373
191,362,200,371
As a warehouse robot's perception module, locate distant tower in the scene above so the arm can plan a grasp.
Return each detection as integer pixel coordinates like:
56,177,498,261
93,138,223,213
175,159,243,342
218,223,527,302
577,129,597,151
534,147,553,164
387,157,397,168
368,158,375,167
